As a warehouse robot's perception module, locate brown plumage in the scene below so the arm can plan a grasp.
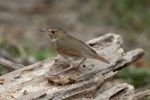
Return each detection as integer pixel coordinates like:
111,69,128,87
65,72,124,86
47,27,109,75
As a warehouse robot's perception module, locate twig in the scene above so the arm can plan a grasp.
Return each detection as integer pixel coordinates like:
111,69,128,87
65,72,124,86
0,57,24,71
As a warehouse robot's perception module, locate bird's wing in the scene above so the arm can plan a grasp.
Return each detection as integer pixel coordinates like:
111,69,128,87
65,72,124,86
55,35,109,63
56,35,96,58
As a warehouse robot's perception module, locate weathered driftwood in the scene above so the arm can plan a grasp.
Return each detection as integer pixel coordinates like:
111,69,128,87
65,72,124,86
0,33,149,100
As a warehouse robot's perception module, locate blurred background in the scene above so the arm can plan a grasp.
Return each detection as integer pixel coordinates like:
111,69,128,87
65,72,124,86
0,0,149,90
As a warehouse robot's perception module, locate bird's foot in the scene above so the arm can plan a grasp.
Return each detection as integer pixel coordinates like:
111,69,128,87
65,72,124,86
45,64,76,78
45,59,86,78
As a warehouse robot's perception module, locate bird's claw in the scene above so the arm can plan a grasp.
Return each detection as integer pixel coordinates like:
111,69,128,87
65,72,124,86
44,72,60,79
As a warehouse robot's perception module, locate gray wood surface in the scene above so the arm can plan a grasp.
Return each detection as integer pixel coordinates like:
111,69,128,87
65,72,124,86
0,33,149,100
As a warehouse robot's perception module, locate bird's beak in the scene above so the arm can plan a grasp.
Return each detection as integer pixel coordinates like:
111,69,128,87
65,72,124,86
40,27,48,32
40,28,52,34
47,28,52,33
40,27,52,38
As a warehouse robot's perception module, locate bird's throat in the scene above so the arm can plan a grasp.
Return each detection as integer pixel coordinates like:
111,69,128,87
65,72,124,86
51,39,57,42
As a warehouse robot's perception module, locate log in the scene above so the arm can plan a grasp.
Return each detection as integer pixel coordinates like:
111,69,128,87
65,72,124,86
0,33,149,100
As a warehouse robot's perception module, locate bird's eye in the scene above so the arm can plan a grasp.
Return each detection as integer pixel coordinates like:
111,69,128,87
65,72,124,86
51,30,55,33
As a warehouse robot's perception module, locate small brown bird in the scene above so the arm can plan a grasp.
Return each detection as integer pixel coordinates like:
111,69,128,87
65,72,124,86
46,27,109,75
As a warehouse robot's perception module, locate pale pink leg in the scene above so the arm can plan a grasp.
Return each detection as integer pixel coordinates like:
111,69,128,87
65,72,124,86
46,58,86,76
47,64,74,76
74,58,86,69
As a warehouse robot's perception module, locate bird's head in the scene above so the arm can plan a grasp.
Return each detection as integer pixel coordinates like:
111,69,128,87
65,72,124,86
47,27,67,39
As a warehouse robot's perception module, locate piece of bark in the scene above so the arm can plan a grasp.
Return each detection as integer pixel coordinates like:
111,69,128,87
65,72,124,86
94,83,134,100
0,33,147,100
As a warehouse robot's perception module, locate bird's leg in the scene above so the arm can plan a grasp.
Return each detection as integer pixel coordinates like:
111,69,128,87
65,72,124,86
46,57,74,76
46,63,75,76
46,58,86,77
74,58,86,69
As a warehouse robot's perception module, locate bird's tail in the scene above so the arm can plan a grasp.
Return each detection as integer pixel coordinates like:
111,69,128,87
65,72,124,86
92,54,110,64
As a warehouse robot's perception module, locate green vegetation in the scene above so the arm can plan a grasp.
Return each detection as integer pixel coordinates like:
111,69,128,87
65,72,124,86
113,0,150,32
80,0,150,33
33,49,57,61
116,67,150,88
0,65,6,75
